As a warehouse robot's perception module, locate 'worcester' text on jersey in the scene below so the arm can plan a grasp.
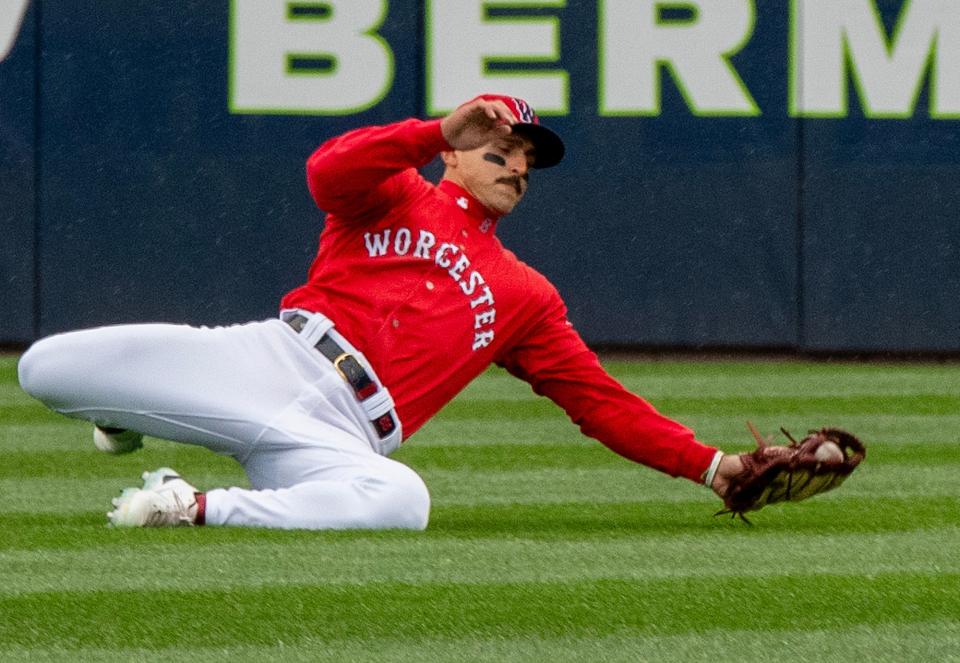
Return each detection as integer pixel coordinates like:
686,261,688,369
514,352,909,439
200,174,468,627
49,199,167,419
363,227,496,351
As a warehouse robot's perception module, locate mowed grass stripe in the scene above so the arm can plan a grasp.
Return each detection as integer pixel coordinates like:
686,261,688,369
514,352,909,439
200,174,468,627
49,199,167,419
2,497,956,551
431,498,955,537
435,394,960,420
1,529,957,596
410,414,960,447
1,575,957,648
0,447,246,479
5,623,960,663
457,359,960,395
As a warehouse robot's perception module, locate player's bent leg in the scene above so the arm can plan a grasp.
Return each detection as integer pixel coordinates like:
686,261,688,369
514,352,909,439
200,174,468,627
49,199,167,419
18,332,82,409
19,327,225,452
205,460,431,530
20,338,141,453
18,320,311,458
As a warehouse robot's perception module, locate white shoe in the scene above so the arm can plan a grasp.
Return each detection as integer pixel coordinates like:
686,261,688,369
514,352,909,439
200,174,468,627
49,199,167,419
107,467,201,527
93,426,143,454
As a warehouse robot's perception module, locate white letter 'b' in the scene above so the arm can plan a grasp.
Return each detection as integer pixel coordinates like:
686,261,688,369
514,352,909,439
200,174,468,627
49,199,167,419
230,0,394,114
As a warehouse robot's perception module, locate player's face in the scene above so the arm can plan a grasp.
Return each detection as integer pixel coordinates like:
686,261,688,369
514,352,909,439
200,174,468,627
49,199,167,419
449,134,536,215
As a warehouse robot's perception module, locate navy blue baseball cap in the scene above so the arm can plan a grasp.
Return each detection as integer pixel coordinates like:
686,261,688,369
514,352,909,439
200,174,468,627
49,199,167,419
477,94,565,168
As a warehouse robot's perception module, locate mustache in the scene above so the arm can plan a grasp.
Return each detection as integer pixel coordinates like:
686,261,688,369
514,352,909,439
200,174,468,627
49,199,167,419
496,174,528,194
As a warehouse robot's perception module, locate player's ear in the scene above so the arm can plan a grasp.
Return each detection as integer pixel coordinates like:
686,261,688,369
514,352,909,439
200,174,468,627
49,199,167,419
441,150,459,168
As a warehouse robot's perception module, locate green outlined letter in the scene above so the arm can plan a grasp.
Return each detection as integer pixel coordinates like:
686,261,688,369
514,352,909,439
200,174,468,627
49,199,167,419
0,0,30,62
599,0,759,116
229,0,394,115
791,0,960,119
426,0,568,115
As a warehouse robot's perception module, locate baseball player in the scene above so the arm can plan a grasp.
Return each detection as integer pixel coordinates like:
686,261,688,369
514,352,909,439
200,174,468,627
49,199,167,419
18,95,749,529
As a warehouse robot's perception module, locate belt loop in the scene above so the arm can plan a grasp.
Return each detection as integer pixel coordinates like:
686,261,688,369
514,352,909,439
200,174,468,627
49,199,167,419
285,310,334,346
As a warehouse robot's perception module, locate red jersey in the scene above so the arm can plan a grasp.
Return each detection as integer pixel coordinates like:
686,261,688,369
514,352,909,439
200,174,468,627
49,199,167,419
281,118,717,482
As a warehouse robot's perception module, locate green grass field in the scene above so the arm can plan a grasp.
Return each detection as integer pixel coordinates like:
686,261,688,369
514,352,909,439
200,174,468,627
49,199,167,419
1,355,958,662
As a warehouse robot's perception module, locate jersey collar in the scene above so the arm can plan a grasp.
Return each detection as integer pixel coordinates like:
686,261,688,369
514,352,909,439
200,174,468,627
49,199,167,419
438,180,501,234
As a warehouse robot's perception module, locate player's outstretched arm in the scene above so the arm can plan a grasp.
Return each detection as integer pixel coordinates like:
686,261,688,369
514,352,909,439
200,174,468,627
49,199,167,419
496,294,719,482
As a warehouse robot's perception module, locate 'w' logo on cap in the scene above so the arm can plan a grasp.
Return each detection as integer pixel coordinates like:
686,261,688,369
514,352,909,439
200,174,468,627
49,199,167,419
510,97,536,124
472,93,564,168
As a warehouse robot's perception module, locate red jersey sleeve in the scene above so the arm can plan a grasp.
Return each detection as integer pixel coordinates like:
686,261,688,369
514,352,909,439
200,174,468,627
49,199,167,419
497,292,718,483
306,118,450,222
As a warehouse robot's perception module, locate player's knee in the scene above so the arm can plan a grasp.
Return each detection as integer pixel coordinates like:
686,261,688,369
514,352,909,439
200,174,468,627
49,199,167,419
17,336,65,405
372,465,431,531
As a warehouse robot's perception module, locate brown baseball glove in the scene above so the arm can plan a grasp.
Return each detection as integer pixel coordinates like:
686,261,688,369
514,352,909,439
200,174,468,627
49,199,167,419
717,423,866,522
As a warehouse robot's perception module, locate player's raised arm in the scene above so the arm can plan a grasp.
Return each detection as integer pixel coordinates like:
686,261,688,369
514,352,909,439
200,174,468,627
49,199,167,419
306,96,520,221
307,119,449,218
439,96,518,150
305,118,450,220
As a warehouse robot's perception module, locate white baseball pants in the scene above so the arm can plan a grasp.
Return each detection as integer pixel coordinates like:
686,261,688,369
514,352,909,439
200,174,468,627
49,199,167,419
17,313,430,530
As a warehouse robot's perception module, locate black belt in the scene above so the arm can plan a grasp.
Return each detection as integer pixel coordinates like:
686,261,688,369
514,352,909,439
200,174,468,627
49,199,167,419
285,314,396,439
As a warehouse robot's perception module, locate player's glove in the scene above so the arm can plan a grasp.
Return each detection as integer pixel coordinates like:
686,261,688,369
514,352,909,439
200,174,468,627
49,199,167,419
718,423,866,522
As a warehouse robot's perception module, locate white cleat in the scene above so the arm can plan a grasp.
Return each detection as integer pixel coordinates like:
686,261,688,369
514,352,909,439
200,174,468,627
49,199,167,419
93,426,144,454
107,467,200,527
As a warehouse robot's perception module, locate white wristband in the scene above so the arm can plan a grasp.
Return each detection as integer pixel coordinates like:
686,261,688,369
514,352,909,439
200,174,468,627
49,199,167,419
703,450,724,488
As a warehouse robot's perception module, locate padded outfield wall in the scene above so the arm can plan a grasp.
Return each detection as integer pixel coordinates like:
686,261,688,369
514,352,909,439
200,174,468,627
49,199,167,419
0,0,957,352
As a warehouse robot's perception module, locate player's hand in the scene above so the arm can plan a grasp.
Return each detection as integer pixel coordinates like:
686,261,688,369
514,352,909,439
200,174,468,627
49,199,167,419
709,453,744,499
440,97,517,151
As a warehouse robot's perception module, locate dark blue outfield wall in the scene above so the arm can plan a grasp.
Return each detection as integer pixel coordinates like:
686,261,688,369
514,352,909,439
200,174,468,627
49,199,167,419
1,0,958,352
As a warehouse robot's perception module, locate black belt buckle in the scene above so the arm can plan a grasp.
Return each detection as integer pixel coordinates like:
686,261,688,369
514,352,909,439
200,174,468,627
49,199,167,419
332,353,378,401
333,354,395,439
286,314,395,439
332,355,395,438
